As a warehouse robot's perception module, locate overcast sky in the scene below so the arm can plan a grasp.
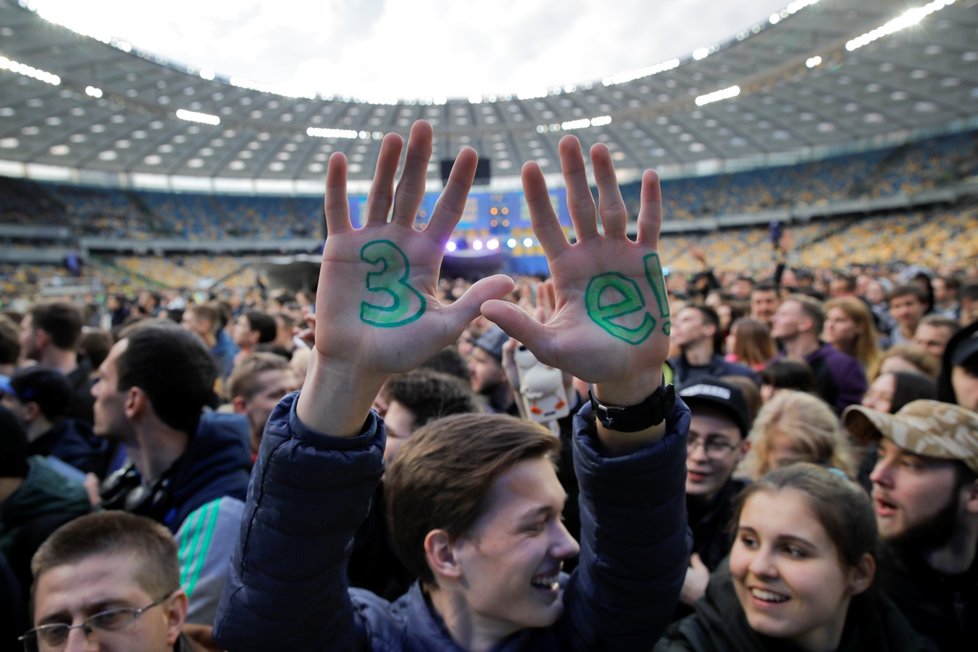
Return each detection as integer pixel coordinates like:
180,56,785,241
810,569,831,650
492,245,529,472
30,0,792,102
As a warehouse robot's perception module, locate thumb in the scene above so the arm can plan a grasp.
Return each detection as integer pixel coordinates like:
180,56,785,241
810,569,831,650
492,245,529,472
690,553,707,571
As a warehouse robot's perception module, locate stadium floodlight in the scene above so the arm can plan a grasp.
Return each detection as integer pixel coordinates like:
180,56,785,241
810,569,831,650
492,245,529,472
786,0,820,14
85,85,103,98
692,47,711,61
695,85,741,107
522,237,534,248
507,238,517,249
306,127,359,140
487,238,500,251
175,109,220,126
445,241,458,253
0,55,60,85
561,118,591,131
602,59,680,86
806,56,823,68
540,115,615,134
846,0,955,52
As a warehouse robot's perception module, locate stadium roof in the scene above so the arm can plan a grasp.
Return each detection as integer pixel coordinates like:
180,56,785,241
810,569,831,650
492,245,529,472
1,0,976,193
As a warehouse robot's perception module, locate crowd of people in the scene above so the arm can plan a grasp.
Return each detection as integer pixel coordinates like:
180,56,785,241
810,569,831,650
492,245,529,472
0,120,976,651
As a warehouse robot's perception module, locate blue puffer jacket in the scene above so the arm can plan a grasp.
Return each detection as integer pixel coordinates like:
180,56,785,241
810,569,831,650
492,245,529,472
214,392,691,651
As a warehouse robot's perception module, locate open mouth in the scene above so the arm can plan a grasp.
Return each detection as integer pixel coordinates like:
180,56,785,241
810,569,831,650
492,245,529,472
874,495,897,516
750,587,789,604
530,569,561,592
687,470,710,482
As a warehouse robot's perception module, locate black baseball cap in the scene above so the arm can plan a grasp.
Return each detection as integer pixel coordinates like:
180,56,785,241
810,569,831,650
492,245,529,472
679,377,752,438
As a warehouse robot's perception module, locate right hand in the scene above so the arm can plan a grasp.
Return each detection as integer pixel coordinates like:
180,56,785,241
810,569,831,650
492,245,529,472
297,121,513,435
680,553,709,606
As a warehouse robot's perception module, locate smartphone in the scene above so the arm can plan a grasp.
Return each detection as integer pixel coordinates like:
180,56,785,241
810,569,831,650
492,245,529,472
514,345,570,423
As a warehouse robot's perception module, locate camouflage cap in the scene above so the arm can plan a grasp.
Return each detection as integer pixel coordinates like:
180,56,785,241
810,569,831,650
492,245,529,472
843,400,978,474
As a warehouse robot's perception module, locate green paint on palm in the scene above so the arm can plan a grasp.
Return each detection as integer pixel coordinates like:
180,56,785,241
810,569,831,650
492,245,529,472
359,240,426,328
585,273,656,344
644,253,670,318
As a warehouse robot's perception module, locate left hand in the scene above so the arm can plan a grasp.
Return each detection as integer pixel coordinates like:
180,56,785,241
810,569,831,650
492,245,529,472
482,137,671,406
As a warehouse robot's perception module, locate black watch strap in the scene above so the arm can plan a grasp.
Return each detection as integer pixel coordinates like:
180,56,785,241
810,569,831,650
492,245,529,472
589,384,676,432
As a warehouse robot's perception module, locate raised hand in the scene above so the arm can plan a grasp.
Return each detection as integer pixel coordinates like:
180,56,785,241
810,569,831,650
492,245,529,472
482,137,670,408
297,121,513,435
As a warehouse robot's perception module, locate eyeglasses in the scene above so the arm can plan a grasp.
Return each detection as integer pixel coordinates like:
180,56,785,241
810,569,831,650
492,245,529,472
687,435,738,458
20,593,172,651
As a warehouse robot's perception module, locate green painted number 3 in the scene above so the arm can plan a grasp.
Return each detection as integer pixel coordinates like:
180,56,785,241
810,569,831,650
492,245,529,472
359,240,426,328
585,253,671,344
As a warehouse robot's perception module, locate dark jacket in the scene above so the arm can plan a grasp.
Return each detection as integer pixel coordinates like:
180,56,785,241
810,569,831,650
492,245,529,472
672,477,747,622
688,478,747,572
214,392,691,651
28,417,108,477
657,561,937,652
65,356,95,426
804,343,867,415
99,411,251,533
157,411,252,534
669,354,759,391
875,542,978,652
0,457,91,601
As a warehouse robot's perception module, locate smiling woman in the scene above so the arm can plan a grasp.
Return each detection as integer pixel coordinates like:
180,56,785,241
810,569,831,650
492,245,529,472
656,464,937,652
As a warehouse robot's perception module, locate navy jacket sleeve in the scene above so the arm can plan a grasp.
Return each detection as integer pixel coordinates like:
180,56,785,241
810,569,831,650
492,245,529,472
557,397,691,650
213,391,385,652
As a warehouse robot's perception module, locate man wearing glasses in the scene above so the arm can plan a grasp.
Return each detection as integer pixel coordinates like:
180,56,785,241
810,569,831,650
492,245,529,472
675,378,752,611
21,511,194,652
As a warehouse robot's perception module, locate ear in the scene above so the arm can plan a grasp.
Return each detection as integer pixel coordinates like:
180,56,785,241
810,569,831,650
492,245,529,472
962,479,978,515
424,529,462,584
231,396,248,414
848,553,875,596
22,401,41,422
33,328,50,350
737,438,752,460
163,590,188,645
123,386,147,420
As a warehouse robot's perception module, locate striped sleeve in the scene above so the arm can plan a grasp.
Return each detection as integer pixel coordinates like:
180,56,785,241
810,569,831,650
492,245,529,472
177,497,245,625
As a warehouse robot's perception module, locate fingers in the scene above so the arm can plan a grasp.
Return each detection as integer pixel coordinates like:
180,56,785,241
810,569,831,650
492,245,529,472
690,553,706,571
323,152,352,236
391,121,433,227
538,279,556,320
521,161,569,261
444,274,515,333
426,146,478,244
364,132,404,226
635,169,664,250
481,298,554,367
591,143,628,238
559,135,599,242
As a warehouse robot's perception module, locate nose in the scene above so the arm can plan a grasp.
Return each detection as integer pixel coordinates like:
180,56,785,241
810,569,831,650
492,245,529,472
63,626,96,652
747,546,778,579
869,454,894,488
687,439,709,463
551,519,580,560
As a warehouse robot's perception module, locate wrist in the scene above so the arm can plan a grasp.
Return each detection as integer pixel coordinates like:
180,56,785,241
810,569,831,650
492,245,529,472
591,366,664,406
589,382,675,433
296,355,388,437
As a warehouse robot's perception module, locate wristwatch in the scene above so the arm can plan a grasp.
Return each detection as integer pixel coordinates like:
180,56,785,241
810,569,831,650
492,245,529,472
589,384,676,432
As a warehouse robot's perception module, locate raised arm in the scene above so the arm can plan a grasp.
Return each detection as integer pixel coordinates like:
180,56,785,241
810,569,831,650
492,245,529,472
482,136,672,453
214,121,513,651
298,120,514,436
